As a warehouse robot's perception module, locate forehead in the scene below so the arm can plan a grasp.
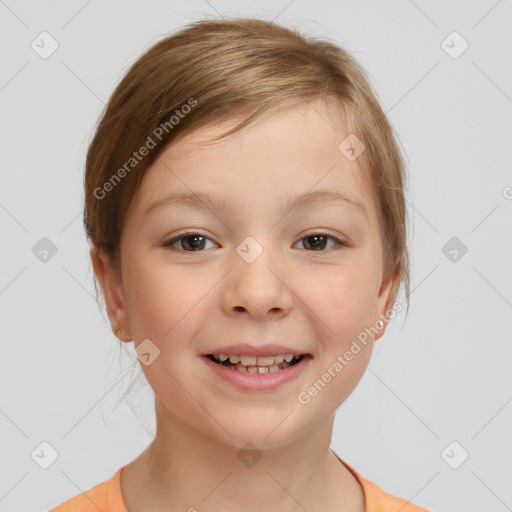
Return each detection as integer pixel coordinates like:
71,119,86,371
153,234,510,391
127,100,377,225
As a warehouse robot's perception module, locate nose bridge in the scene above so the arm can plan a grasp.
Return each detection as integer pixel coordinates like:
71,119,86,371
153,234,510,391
225,234,292,316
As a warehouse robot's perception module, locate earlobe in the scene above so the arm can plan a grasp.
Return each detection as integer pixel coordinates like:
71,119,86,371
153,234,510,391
89,246,132,342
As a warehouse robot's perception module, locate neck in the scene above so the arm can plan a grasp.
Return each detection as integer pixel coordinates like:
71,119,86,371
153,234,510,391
121,397,364,512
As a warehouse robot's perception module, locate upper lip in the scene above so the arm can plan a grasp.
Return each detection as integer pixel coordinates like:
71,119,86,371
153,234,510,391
203,343,310,357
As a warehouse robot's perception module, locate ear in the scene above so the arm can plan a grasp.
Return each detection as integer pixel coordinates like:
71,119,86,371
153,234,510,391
373,257,402,342
89,246,132,342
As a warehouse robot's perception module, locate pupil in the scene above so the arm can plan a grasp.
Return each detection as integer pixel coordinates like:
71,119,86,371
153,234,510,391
305,235,326,250
183,235,205,251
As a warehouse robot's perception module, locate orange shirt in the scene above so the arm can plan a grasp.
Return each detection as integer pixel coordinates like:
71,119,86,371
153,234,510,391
49,458,431,511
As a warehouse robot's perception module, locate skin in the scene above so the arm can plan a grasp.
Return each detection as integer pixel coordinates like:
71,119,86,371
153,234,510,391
91,99,400,512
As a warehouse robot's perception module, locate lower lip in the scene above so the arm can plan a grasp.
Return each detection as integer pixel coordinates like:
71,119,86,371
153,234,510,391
201,355,312,392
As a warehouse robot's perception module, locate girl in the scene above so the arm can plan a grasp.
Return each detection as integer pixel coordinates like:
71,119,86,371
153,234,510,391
50,17,432,512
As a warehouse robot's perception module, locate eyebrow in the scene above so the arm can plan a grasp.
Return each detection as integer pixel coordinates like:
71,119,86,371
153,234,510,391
143,189,368,219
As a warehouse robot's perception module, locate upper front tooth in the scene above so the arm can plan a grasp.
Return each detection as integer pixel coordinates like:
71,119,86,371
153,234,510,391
240,355,257,366
256,356,275,366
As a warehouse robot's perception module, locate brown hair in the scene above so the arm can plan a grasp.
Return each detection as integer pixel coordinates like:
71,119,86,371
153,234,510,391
84,17,410,320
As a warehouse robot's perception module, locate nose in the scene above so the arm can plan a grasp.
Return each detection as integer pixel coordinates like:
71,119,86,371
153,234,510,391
222,244,294,320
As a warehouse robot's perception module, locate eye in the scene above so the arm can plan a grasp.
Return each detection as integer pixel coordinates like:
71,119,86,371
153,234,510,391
294,233,348,251
162,232,218,252
162,232,349,252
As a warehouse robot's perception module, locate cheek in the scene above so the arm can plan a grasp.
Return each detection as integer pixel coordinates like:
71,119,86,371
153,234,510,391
300,260,379,342
302,271,377,409
122,255,209,340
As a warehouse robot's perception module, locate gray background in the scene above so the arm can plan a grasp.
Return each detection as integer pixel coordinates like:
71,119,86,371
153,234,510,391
1,1,511,511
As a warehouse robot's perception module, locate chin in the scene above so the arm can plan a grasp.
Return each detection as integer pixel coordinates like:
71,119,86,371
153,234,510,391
207,416,306,451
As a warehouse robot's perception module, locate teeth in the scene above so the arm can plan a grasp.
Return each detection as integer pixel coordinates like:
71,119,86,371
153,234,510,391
255,356,274,366
211,353,304,373
214,353,300,367
235,362,291,373
240,355,257,366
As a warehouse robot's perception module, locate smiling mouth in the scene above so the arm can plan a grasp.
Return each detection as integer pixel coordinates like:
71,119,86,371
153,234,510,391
206,354,308,373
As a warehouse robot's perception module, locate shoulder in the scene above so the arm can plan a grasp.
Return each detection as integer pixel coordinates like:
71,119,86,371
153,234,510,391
358,476,431,511
48,467,126,512
339,458,432,512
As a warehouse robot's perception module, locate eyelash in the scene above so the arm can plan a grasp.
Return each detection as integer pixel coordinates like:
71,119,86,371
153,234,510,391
162,232,350,252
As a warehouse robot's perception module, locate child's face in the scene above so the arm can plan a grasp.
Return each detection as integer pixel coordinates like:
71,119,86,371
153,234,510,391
101,100,398,448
